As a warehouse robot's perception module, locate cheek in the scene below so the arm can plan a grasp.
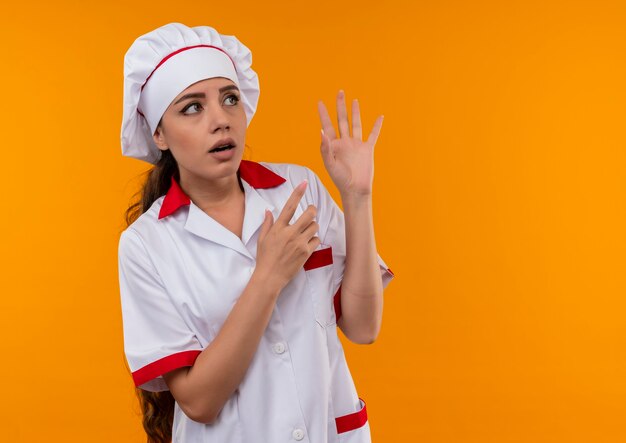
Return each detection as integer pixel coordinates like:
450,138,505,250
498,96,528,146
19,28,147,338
235,109,248,131
170,123,204,149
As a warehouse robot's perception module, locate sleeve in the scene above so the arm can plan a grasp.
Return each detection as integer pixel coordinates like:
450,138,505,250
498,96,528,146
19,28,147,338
305,168,395,318
118,229,203,392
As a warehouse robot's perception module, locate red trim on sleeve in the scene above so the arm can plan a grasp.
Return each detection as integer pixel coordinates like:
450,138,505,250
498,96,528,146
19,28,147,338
132,350,202,387
386,267,394,276
303,247,333,271
333,285,342,321
335,398,368,433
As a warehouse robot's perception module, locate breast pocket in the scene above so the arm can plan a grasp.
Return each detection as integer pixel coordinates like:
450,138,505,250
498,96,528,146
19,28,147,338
304,244,337,328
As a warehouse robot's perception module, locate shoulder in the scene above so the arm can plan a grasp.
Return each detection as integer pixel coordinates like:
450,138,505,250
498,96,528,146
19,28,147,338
118,196,166,254
255,161,327,198
255,161,338,214
255,161,321,185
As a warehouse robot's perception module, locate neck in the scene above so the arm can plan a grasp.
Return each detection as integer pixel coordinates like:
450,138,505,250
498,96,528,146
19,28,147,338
179,168,244,211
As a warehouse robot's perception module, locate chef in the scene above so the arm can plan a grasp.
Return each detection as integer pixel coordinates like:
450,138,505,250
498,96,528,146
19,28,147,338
119,22,394,443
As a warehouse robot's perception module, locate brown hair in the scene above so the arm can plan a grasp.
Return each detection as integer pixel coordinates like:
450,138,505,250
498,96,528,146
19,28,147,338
125,142,178,443
125,148,179,227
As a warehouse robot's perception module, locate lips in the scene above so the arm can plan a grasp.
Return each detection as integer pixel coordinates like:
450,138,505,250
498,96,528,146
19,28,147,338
209,137,236,153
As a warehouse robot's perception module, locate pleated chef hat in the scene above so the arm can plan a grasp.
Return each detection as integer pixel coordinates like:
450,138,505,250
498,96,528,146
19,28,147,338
120,22,260,164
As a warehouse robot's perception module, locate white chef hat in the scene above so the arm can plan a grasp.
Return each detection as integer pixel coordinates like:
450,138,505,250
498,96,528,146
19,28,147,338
121,22,260,164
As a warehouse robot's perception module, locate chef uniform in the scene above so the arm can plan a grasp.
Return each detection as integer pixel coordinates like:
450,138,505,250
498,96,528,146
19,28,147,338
119,22,394,443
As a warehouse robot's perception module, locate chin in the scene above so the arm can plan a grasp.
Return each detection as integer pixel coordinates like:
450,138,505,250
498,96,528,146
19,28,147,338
208,151,244,174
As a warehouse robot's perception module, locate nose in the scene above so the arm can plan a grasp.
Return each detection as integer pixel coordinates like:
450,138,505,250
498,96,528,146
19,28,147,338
207,102,230,133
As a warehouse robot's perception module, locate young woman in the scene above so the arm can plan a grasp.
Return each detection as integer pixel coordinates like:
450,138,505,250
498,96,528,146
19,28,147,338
119,22,394,443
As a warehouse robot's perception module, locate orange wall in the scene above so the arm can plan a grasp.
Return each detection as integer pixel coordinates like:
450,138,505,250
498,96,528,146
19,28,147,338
1,0,625,441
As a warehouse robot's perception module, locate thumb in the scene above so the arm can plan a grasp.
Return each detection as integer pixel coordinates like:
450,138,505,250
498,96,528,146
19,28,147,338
258,209,274,244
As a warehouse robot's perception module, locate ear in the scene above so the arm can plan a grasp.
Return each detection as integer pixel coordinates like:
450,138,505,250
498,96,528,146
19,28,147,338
152,125,169,151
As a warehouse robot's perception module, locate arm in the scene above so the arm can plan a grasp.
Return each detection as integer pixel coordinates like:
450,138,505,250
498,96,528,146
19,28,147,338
318,90,386,344
163,270,280,424
164,181,320,424
337,194,383,344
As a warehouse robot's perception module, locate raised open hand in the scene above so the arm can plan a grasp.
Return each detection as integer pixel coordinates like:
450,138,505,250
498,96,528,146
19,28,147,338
317,90,383,197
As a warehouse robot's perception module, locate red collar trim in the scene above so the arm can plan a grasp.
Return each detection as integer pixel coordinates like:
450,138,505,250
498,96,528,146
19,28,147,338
158,176,190,220
238,159,286,189
158,160,286,220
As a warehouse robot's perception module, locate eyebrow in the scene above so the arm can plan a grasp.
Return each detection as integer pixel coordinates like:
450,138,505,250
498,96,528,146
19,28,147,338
174,85,240,105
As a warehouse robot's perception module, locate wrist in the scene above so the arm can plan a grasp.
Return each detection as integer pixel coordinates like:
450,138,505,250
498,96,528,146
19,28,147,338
249,266,284,297
340,191,373,209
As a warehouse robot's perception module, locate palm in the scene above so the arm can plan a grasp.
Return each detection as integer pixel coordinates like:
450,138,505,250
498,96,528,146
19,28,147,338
317,90,383,196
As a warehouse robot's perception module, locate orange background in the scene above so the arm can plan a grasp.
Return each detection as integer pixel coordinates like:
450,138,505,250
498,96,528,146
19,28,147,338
1,0,625,441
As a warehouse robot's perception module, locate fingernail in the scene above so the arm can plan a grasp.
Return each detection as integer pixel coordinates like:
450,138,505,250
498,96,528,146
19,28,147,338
321,128,325,135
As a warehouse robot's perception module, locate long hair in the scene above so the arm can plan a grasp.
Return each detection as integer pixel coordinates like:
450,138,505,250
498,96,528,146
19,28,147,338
125,144,178,443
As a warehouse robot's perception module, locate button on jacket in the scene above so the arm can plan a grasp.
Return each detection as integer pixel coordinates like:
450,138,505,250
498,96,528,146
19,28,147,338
118,160,394,443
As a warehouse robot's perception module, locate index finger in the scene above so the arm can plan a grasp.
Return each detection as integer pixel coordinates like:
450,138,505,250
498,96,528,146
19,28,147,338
317,101,337,140
276,180,308,225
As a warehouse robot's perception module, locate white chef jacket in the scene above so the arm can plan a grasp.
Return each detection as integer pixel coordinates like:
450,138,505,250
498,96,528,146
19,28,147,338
118,160,394,443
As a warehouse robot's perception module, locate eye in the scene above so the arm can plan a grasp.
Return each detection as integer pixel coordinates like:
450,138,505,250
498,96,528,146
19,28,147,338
181,102,202,115
224,94,240,106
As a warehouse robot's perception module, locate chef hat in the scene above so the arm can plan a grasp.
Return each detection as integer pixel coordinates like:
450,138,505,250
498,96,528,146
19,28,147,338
121,22,260,164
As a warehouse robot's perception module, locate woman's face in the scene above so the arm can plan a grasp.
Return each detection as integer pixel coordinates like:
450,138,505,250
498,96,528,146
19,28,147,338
153,77,247,184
